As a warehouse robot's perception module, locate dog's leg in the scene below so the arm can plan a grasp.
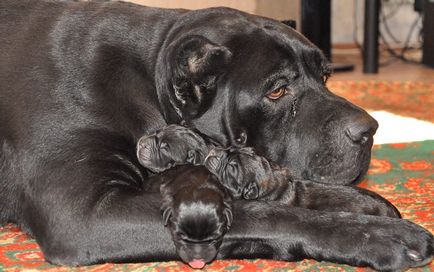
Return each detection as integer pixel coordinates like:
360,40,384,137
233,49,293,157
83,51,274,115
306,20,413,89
23,158,433,270
220,201,433,271
288,180,401,217
20,132,431,270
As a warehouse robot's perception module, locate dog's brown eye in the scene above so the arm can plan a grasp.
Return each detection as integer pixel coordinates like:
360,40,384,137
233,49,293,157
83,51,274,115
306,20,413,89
267,87,287,100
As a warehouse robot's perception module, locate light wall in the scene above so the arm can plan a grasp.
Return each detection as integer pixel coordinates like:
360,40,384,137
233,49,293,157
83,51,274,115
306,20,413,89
113,0,420,46
126,0,300,24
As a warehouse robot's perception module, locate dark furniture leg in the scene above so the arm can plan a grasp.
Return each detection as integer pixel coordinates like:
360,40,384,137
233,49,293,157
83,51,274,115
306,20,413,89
363,0,381,73
301,0,354,72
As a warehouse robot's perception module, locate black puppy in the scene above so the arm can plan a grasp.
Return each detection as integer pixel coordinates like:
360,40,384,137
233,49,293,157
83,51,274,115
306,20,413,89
159,166,232,269
205,147,400,217
204,147,291,199
136,126,231,268
137,124,210,173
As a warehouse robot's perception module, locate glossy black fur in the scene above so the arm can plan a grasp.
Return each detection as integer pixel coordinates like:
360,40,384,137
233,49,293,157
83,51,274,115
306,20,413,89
0,0,433,270
137,125,210,173
158,166,232,266
205,147,401,218
136,132,230,266
138,125,401,219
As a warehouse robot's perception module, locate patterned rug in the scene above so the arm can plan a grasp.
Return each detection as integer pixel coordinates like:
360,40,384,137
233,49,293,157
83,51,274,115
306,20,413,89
328,81,434,123
1,81,433,271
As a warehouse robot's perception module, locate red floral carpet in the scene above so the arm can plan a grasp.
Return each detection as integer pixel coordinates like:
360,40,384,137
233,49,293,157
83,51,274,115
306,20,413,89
328,81,434,122
1,81,433,271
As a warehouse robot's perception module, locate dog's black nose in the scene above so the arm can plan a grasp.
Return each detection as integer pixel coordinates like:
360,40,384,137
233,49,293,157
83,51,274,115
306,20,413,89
345,114,378,144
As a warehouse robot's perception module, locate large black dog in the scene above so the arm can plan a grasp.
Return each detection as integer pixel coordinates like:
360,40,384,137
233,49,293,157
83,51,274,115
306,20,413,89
0,0,432,270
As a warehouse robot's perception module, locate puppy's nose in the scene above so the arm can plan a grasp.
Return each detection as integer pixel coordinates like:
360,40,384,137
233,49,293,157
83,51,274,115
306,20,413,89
345,114,378,144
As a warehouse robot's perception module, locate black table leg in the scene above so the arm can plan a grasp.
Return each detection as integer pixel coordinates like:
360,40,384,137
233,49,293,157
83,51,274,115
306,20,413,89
363,0,381,73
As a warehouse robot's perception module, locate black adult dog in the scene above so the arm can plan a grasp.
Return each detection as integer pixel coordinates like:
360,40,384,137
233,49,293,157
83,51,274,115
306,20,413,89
0,0,432,271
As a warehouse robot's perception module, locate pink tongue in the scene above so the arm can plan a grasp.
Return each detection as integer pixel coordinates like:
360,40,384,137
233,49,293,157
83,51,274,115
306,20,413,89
188,259,206,269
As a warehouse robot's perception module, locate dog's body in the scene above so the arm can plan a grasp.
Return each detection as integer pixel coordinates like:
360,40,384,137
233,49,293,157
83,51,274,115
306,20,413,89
159,166,232,269
0,0,432,270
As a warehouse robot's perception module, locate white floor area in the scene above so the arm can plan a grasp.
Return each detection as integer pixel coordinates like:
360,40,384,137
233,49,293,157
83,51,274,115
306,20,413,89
369,111,434,145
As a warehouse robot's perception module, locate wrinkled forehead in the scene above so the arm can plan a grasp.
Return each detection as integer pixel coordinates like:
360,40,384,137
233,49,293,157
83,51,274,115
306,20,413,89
173,9,328,86
234,33,324,78
226,33,296,78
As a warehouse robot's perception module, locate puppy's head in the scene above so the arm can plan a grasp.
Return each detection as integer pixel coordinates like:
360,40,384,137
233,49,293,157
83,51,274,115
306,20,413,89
137,125,209,172
161,186,232,269
204,147,290,199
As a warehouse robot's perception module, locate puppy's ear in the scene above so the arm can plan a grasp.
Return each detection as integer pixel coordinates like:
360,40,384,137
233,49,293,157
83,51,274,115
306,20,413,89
170,35,232,118
161,207,173,226
161,202,173,227
160,184,173,226
223,202,233,229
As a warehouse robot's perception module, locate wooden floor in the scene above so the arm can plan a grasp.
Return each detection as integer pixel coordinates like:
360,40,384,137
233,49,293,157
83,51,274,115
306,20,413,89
329,50,434,82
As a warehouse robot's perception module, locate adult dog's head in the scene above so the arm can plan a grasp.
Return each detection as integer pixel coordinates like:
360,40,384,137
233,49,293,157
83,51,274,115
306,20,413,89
156,8,378,185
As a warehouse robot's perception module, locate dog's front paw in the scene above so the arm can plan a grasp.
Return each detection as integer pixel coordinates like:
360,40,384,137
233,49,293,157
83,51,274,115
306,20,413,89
364,219,433,271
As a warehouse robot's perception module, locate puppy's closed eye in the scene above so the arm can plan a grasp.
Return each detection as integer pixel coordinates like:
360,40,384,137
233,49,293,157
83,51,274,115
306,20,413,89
242,182,259,199
186,150,203,165
160,186,174,226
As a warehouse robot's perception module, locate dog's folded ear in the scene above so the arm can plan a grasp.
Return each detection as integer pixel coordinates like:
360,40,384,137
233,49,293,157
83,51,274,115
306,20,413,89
169,35,232,118
175,35,232,78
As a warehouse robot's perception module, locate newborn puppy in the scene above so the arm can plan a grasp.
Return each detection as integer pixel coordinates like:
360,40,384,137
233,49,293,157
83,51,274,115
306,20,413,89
204,147,400,217
137,124,210,173
137,126,231,268
204,147,292,201
160,165,232,269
